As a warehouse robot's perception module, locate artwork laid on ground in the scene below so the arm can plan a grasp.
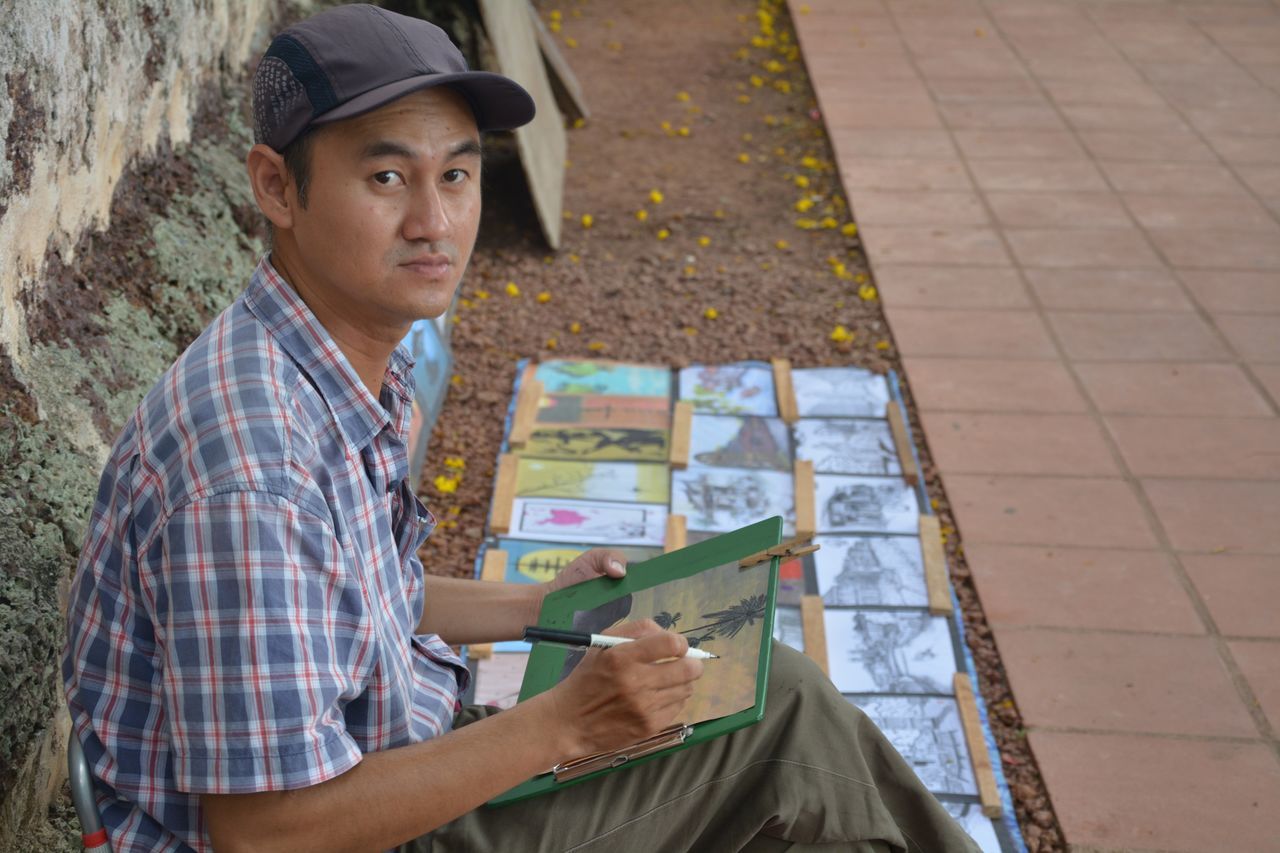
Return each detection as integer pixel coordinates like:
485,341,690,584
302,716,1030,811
514,459,670,503
530,359,672,397
823,610,958,695
792,366,890,418
521,427,669,462
815,474,918,535
813,535,929,607
508,498,668,546
495,538,662,585
471,359,1021,852
689,415,791,470
535,393,670,430
773,605,804,652
793,418,900,476
671,467,796,534
850,695,977,796
678,362,777,415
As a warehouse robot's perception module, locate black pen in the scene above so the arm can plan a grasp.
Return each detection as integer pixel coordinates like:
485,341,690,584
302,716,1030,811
523,627,719,660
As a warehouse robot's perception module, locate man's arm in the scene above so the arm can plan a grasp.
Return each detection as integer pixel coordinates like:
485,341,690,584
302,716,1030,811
417,549,628,643
203,623,701,852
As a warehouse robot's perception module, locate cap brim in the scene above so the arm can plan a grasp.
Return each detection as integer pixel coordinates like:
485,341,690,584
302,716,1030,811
311,71,536,132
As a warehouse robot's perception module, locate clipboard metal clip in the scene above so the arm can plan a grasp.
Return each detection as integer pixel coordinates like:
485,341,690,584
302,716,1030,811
551,723,693,783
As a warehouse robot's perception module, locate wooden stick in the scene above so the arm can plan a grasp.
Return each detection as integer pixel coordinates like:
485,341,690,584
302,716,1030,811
800,595,828,677
919,514,953,616
739,539,819,569
955,673,1003,818
794,459,816,541
490,454,518,534
469,643,493,660
508,379,544,449
668,401,693,469
480,548,508,584
885,400,920,486
772,357,799,424
664,514,687,553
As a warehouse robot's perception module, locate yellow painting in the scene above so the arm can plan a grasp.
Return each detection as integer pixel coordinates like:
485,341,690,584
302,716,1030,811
514,459,670,504
524,427,670,462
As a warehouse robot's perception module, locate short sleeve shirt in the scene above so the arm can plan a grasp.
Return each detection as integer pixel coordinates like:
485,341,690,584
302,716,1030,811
62,256,467,852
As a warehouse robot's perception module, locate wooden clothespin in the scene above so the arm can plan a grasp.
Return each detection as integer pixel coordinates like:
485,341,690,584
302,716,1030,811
738,539,820,569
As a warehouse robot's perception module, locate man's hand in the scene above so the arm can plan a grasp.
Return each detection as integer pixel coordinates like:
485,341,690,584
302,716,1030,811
548,619,704,759
546,548,629,595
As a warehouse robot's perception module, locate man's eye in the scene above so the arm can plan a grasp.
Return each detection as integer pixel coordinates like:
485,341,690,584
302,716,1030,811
373,171,403,186
442,168,468,184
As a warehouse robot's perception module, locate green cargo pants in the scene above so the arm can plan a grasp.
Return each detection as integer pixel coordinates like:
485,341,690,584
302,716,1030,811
401,643,982,852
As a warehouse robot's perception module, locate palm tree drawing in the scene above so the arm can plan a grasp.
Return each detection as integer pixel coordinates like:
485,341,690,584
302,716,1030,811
660,594,767,647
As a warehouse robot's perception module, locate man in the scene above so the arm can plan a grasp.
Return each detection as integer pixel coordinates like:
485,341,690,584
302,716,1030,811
63,5,980,851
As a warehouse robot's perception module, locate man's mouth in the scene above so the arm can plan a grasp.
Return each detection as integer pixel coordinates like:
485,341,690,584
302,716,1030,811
400,254,452,279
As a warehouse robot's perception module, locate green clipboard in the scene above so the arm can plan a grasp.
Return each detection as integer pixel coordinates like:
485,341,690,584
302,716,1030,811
487,516,784,806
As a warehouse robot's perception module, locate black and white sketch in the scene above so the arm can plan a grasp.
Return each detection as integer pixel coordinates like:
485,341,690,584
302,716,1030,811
848,696,976,796
814,535,928,607
824,609,957,694
689,415,791,470
816,475,918,535
671,467,795,534
773,605,805,652
793,418,900,476
792,367,890,418
942,801,1004,852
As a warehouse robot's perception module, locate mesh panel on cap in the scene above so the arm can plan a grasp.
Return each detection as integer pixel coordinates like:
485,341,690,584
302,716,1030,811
252,56,309,146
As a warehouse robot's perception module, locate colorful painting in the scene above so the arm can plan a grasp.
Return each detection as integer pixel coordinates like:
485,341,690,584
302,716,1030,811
562,560,771,724
815,474,918,535
494,539,662,585
671,467,795,535
689,415,791,470
813,535,928,607
792,367,890,418
773,605,805,652
509,498,667,546
679,362,777,416
793,418,900,476
535,393,670,430
515,459,670,503
527,360,672,397
848,696,977,797
523,427,669,462
824,609,958,694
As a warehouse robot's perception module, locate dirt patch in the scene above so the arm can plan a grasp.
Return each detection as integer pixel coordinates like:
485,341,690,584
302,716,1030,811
3,71,44,217
418,1,1063,849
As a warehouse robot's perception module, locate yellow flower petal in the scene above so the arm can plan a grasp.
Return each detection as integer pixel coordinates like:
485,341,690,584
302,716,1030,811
569,321,582,334
750,74,765,88
795,198,814,213
676,91,691,102
737,152,751,164
545,336,558,349
875,340,891,351
703,307,719,320
829,325,855,344
736,94,751,104
697,235,711,247
842,222,859,237
649,189,664,204
794,175,809,188
580,213,594,229
444,456,466,470
775,239,790,250
564,36,577,48
475,289,490,300
537,291,552,303
433,475,459,494
587,341,605,352
635,209,649,222
505,282,520,297
657,228,671,240
858,283,879,301
677,126,691,137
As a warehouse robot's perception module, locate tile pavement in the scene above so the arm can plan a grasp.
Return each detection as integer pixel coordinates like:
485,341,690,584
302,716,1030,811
792,0,1280,849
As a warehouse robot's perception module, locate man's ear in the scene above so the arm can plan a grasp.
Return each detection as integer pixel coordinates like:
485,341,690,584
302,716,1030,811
246,143,295,231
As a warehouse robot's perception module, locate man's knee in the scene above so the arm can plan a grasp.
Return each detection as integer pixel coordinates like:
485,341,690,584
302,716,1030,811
766,641,862,719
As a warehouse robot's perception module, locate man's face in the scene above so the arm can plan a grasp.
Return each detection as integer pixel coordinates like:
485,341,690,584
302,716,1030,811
284,87,482,331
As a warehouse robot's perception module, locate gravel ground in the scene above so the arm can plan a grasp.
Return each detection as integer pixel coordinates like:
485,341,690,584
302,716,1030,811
417,1,1064,849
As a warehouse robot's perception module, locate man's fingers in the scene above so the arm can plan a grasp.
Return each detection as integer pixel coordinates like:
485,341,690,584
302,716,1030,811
602,619,664,640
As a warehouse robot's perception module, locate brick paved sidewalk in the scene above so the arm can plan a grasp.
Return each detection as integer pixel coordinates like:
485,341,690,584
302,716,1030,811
790,1,1280,850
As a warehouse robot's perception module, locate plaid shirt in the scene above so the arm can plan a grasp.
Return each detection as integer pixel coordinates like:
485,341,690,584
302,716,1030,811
62,257,467,852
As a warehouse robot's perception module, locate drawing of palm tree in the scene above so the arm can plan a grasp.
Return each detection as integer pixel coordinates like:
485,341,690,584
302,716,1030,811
653,610,682,629
677,594,768,642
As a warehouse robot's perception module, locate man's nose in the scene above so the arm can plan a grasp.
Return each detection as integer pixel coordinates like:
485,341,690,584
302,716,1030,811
402,181,452,242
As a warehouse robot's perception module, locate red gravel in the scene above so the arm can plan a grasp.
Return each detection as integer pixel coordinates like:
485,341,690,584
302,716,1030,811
417,2,1064,849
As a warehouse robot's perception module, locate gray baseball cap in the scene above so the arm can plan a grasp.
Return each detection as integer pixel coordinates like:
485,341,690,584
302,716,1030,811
252,3,536,151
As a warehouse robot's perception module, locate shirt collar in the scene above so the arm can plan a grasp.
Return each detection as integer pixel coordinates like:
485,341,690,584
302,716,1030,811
243,255,417,451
